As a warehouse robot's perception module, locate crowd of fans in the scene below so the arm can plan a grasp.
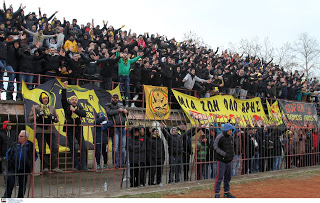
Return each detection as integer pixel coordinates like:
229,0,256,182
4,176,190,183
1,2,320,198
1,3,320,106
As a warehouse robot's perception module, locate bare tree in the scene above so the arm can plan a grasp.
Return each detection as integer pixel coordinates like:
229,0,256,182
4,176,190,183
275,42,297,73
293,33,320,78
238,36,262,57
182,30,211,49
260,37,275,63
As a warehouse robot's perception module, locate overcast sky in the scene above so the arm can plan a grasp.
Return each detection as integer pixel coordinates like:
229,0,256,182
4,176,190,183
6,0,320,50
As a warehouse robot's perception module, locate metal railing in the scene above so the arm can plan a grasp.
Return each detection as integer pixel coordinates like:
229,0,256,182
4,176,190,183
0,109,320,197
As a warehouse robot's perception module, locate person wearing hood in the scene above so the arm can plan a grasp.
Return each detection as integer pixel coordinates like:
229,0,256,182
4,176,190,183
61,81,88,171
28,91,61,173
0,120,18,183
213,123,235,198
77,33,92,50
94,112,113,171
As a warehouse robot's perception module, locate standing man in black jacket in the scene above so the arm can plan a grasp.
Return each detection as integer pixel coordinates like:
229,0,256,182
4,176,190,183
16,45,44,101
128,127,146,187
146,128,165,185
61,81,88,171
162,126,183,183
97,51,120,90
213,123,235,198
42,47,65,82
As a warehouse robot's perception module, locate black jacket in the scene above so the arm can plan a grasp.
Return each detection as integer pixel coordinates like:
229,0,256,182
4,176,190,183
130,63,142,82
7,141,37,173
146,135,165,164
18,50,44,73
97,56,120,78
128,135,146,164
0,129,18,157
43,54,65,73
7,43,20,70
162,128,183,157
213,132,234,163
61,88,86,127
65,53,93,78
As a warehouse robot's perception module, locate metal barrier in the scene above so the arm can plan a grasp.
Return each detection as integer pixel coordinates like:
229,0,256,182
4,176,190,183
0,70,198,109
1,109,320,198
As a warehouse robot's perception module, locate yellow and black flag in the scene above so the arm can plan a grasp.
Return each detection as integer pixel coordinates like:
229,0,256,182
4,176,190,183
22,79,121,152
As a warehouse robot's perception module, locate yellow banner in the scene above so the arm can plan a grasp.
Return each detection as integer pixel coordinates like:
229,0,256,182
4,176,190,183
172,89,268,126
144,85,170,120
267,100,283,126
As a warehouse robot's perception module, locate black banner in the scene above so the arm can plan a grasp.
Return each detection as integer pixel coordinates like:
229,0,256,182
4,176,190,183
278,100,318,127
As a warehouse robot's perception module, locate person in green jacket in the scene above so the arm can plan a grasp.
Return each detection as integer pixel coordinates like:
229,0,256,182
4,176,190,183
116,52,144,107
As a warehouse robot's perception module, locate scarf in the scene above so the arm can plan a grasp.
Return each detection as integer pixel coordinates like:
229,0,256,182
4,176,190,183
6,13,12,19
37,33,42,42
152,134,160,138
71,105,79,119
40,104,51,118
122,58,128,64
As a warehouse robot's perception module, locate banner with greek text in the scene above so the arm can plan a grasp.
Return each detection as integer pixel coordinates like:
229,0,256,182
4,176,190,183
278,100,318,127
172,89,268,126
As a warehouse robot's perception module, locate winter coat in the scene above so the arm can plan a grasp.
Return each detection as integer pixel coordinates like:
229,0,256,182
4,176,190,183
61,88,86,127
128,135,146,164
6,141,38,173
162,128,183,157
146,134,165,165
214,132,234,163
105,101,127,126
18,50,44,73
0,128,18,157
96,56,120,78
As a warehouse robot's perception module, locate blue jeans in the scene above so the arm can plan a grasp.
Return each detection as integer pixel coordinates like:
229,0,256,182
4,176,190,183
17,73,34,99
114,127,126,167
0,60,15,89
273,156,282,170
206,162,217,179
232,155,241,176
119,75,130,106
169,156,182,183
